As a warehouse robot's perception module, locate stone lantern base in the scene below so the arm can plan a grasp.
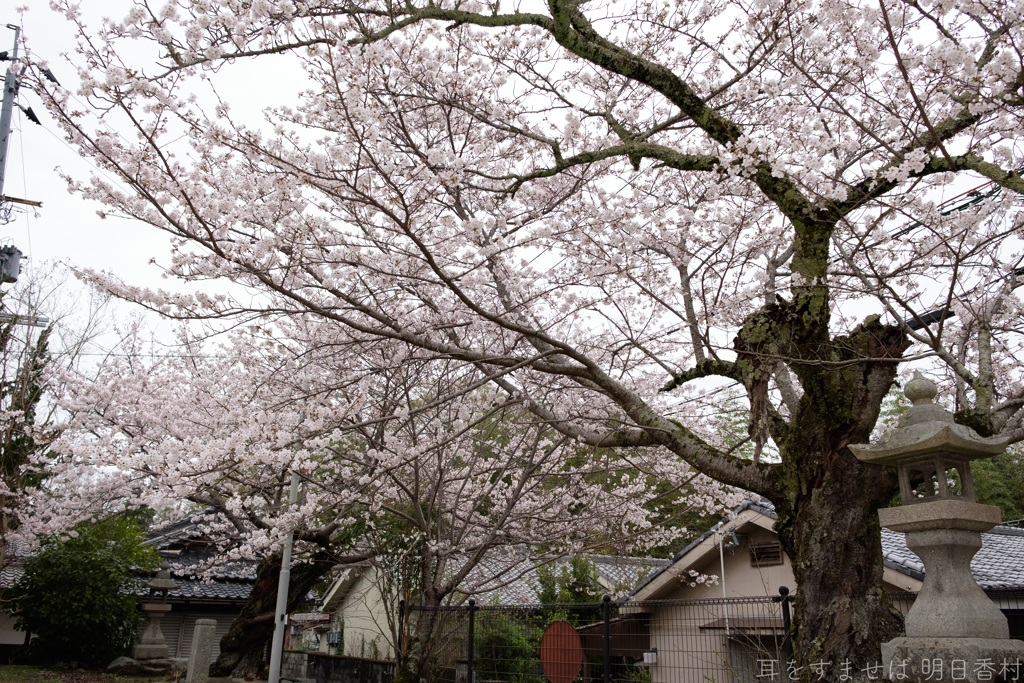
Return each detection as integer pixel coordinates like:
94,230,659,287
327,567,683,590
131,602,172,660
877,500,1024,683
881,638,1024,683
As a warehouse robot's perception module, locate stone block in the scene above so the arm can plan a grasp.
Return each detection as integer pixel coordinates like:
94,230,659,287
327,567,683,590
882,637,1024,683
878,500,1001,533
132,643,171,660
186,618,218,683
107,656,188,676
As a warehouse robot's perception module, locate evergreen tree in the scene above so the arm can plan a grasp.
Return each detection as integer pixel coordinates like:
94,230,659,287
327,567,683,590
8,516,159,667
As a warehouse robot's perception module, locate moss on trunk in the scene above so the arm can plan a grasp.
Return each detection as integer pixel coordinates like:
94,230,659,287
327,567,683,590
733,291,911,681
211,550,335,678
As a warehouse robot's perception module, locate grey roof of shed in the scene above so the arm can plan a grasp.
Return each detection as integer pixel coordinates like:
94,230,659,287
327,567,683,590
464,553,670,605
169,577,254,601
149,510,258,602
630,498,1024,597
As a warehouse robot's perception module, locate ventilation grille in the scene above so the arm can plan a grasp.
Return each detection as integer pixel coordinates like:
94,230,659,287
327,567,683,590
749,542,783,567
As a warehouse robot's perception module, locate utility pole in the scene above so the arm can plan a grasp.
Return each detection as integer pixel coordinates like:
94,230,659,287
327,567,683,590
0,24,23,283
0,23,21,200
268,471,300,683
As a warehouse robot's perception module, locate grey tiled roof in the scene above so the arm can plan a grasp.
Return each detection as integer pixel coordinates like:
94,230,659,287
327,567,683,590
0,565,22,588
461,552,669,605
882,525,1024,589
149,508,259,601
630,497,1024,597
167,577,253,601
167,545,258,582
0,511,257,603
149,508,230,548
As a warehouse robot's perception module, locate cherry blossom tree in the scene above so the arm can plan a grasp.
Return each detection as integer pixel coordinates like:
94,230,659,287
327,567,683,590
0,265,109,571
43,325,721,678
23,0,1024,677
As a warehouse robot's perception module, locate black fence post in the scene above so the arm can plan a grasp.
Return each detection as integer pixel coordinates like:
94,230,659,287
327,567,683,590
778,586,793,664
398,599,405,666
467,598,476,683
603,594,611,683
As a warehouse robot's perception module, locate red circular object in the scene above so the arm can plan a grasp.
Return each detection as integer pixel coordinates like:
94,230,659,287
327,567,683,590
540,621,584,683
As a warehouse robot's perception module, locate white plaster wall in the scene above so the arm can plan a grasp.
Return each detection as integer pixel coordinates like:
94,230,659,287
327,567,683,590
335,569,395,660
0,611,24,645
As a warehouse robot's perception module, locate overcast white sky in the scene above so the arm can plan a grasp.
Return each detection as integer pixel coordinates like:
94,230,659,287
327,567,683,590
1,5,310,351
3,8,179,291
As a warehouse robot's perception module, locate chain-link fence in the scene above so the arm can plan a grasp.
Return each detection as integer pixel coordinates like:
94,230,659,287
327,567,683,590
409,591,1024,683
411,593,794,683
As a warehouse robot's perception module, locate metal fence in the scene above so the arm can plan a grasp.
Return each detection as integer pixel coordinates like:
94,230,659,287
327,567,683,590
409,590,1024,683
411,593,793,683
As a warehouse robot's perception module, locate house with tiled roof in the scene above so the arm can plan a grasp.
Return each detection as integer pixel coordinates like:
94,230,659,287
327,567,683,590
0,509,259,662
143,509,258,661
623,499,1023,683
306,552,670,660
632,498,1024,603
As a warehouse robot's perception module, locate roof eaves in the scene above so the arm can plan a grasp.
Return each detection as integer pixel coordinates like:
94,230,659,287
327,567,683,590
627,497,774,600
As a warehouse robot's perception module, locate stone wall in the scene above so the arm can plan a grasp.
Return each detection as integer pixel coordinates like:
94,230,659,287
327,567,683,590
282,650,395,683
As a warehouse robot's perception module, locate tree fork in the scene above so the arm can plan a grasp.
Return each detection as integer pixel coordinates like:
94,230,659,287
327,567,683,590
767,318,910,682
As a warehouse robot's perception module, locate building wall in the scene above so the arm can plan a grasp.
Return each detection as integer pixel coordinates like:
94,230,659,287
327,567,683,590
332,569,395,661
0,611,24,645
638,523,913,683
682,527,796,601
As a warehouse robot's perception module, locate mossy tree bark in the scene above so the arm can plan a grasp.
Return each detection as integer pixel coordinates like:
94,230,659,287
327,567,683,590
722,280,911,678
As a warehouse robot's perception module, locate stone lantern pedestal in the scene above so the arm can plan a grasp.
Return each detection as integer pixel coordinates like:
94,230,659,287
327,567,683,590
106,560,187,675
132,601,175,660
131,560,180,661
850,373,1024,683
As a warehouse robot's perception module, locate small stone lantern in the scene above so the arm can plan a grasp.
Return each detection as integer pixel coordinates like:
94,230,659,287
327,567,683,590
850,372,1024,683
131,560,180,661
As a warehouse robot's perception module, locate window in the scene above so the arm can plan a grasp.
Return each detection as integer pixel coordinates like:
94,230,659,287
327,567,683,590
750,542,783,567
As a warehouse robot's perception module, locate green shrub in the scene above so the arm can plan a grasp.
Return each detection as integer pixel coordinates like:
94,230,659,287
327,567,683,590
8,517,159,667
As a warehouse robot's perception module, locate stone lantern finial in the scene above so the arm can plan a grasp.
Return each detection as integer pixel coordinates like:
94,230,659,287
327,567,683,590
897,372,953,428
904,371,937,404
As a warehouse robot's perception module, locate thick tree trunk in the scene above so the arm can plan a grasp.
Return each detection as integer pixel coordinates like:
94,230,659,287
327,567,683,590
773,451,905,680
211,550,335,678
728,292,910,683
760,314,909,682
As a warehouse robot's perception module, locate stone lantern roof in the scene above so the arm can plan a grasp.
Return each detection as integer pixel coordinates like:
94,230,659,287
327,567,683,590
143,560,180,603
849,371,1006,466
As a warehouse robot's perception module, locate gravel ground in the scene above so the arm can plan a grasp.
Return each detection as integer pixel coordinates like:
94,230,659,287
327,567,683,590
0,666,176,683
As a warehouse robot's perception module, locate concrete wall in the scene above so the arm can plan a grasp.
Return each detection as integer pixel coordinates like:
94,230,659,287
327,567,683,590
0,611,24,645
282,650,395,683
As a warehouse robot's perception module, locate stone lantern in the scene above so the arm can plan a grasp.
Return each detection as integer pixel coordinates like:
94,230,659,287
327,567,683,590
850,372,1024,683
131,560,180,661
